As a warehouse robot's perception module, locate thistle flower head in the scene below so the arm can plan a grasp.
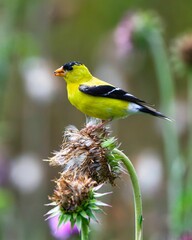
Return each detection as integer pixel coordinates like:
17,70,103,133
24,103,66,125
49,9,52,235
132,11,163,42
46,172,110,230
114,11,163,57
45,118,122,232
171,34,192,76
50,173,96,213
49,119,121,185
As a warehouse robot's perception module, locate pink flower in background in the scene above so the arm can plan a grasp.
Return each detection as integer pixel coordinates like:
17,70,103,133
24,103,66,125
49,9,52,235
114,11,162,58
180,232,192,240
49,216,79,240
114,13,136,57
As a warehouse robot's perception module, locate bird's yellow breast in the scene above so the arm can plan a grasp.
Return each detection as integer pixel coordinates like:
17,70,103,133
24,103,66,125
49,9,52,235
66,82,129,120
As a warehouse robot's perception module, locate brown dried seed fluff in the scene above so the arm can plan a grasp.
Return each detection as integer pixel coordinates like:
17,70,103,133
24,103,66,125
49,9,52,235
49,123,117,185
179,35,192,66
49,173,96,212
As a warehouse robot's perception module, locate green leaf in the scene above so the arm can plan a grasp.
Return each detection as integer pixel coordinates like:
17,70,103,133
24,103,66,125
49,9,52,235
70,217,76,228
58,214,66,227
64,214,71,223
80,210,88,219
73,212,77,220
89,205,100,211
76,215,82,230
86,209,99,223
101,137,116,149
89,199,97,205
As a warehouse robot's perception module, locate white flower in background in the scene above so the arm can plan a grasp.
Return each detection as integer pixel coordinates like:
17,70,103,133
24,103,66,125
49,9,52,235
10,153,43,194
20,57,57,103
136,150,163,197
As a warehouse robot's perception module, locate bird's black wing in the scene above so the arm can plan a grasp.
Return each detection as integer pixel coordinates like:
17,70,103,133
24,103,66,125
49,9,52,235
79,84,171,120
79,84,146,104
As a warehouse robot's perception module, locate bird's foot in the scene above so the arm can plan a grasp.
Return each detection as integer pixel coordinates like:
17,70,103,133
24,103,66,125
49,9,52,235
82,119,112,134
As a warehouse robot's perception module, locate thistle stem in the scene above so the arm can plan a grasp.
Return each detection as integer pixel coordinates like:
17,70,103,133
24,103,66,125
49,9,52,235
113,148,143,240
81,218,89,240
188,73,192,160
187,73,192,195
147,30,182,236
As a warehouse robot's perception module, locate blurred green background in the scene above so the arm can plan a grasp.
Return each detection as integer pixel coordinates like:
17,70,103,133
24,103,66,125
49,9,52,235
0,0,192,239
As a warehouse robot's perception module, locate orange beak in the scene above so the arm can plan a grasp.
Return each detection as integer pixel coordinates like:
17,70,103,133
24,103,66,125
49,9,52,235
54,66,65,77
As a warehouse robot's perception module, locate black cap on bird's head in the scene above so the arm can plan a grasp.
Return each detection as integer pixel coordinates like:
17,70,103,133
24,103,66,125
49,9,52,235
54,61,82,77
63,61,82,71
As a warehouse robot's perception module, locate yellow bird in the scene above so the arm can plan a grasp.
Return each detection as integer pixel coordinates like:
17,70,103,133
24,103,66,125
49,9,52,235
54,61,170,121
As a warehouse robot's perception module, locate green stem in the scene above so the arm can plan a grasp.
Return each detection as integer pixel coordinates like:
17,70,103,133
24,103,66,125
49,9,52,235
180,72,192,231
147,29,182,236
148,30,179,153
187,73,192,168
113,148,143,240
81,218,89,240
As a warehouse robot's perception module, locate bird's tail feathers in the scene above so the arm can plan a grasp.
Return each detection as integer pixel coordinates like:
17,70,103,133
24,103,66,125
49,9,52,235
139,105,172,122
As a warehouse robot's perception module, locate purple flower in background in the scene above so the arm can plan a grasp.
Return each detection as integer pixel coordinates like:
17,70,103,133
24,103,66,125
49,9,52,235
49,216,79,240
180,232,192,240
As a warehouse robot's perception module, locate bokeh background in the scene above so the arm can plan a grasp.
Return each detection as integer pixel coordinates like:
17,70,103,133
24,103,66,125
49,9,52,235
0,0,192,239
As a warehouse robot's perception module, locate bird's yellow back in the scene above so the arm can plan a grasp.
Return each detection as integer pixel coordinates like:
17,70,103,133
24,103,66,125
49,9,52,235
54,61,170,121
66,75,129,120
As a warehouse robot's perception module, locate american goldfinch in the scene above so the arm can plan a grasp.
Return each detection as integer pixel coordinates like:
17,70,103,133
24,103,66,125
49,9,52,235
54,61,170,121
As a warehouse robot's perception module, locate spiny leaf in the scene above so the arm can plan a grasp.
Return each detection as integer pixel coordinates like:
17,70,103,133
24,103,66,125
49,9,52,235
86,209,99,223
94,191,112,198
89,205,100,211
44,206,60,217
44,202,57,206
101,137,116,148
73,212,77,220
80,210,88,219
58,214,66,227
76,215,82,230
45,211,59,221
93,184,103,192
70,217,76,228
96,201,111,207
63,214,71,224
89,199,97,205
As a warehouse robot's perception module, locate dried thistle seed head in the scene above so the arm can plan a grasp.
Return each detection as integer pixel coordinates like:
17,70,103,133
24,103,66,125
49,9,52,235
45,118,122,230
113,11,163,58
46,173,111,228
50,173,96,213
48,120,119,185
132,11,163,44
179,35,192,66
171,34,192,76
